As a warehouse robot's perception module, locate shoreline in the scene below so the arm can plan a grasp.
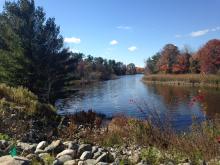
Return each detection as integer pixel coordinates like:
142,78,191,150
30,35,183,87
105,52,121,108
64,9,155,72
142,74,220,88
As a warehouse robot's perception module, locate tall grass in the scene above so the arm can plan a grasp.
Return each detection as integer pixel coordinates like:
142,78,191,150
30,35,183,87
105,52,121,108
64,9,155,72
143,74,220,87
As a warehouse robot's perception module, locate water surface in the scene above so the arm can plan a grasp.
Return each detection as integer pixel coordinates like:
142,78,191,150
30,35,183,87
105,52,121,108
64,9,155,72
56,75,220,130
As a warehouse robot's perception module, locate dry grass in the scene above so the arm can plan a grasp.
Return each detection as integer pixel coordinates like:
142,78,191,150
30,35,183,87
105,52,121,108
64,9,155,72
143,74,220,87
79,114,220,164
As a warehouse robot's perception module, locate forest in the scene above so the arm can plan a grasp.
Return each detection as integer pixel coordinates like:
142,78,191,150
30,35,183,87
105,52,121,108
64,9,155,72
145,39,220,74
0,0,138,104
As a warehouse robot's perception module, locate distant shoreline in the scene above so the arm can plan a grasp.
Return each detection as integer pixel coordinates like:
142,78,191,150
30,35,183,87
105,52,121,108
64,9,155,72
142,74,220,88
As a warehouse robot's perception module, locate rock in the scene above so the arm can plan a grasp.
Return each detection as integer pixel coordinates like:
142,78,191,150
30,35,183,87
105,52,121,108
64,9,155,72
44,140,64,153
63,141,78,150
0,140,9,149
97,147,105,153
91,146,98,154
36,141,47,150
26,154,42,163
56,149,76,159
26,153,38,160
96,162,109,165
35,148,46,154
64,159,78,165
78,160,84,165
166,161,175,165
80,151,93,160
38,153,51,159
111,152,117,159
77,144,92,157
53,155,73,165
17,142,37,153
96,152,114,163
93,151,102,159
85,159,96,165
0,155,31,165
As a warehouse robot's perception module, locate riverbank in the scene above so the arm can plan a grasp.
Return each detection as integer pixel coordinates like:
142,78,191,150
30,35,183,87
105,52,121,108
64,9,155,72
1,115,220,165
142,74,220,88
1,83,220,164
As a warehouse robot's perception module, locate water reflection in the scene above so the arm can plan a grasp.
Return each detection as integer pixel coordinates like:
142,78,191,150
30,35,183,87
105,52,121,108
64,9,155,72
55,75,220,130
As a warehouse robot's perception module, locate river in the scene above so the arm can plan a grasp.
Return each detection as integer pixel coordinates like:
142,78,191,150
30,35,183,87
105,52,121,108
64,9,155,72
55,74,220,130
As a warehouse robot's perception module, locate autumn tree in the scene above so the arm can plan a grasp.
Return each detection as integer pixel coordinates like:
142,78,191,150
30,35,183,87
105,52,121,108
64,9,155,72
157,44,179,73
172,52,191,74
197,39,220,74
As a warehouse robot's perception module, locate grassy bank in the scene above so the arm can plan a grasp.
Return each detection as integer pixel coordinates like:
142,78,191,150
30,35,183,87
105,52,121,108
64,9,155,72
143,74,220,87
1,84,220,164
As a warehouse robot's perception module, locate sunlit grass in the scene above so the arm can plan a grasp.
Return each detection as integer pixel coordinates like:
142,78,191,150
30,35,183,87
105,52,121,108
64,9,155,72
143,74,220,87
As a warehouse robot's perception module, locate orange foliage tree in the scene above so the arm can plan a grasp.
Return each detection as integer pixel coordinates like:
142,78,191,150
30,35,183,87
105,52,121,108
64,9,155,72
197,39,220,74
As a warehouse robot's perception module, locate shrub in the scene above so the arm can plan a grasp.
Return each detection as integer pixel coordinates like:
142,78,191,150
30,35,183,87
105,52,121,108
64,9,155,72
0,84,59,141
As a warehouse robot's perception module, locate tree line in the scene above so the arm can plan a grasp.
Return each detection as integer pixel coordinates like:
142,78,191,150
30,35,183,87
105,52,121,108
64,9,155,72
145,39,220,74
0,0,137,103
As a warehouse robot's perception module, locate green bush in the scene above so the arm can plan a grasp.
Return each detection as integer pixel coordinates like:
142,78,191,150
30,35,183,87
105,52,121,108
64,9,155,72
141,147,161,165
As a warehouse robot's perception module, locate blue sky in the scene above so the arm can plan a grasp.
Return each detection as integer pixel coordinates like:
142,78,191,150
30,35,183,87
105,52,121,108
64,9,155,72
1,0,220,67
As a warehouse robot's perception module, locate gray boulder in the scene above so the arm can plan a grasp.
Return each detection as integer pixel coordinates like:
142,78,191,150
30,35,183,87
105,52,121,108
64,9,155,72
80,151,93,160
53,155,73,165
44,140,64,153
64,159,78,165
93,151,102,159
56,149,76,159
85,159,96,165
17,142,37,153
36,141,47,150
0,155,31,165
77,144,92,157
96,152,114,163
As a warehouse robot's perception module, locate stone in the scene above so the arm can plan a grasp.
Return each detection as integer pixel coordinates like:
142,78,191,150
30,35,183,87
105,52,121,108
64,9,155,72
166,161,175,165
53,155,73,165
17,142,37,153
91,146,98,154
80,151,93,160
36,141,47,150
0,140,9,149
0,155,31,165
97,147,105,153
93,151,102,159
77,144,92,157
56,149,76,159
35,148,46,154
63,141,78,150
78,160,84,165
96,162,109,165
96,152,114,163
44,140,64,153
64,160,78,165
85,159,96,165
26,153,38,160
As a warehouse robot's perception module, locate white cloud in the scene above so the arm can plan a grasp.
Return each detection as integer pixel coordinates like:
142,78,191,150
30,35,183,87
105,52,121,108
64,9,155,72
190,29,209,37
128,46,137,52
175,26,220,38
117,26,132,30
64,37,81,44
110,40,118,45
70,48,80,53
